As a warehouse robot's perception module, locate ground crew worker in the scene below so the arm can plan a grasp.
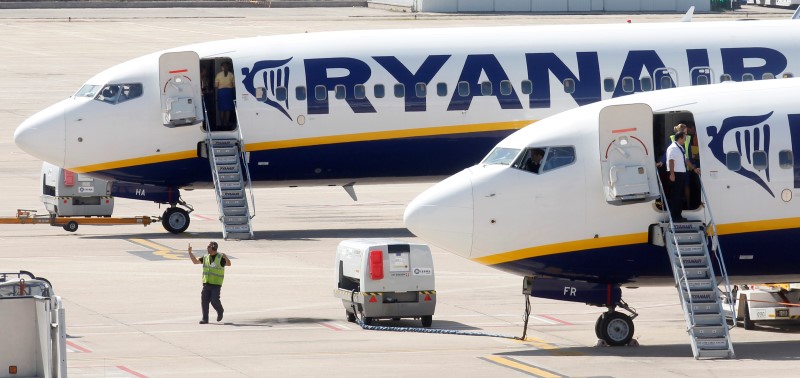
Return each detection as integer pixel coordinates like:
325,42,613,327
188,241,230,324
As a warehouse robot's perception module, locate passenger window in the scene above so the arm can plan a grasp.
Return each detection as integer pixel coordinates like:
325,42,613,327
394,83,405,98
640,77,653,92
603,78,615,92
762,73,775,80
660,76,673,89
415,83,426,98
374,84,385,99
334,85,346,100
779,150,794,169
563,78,575,94
726,151,741,171
315,85,327,101
458,81,470,97
480,81,492,96
720,74,732,82
542,146,576,172
295,86,307,101
275,87,287,102
354,84,366,100
437,82,448,97
753,151,768,171
520,80,532,95
621,77,634,93
116,84,143,104
696,75,709,86
500,80,513,96
742,73,754,82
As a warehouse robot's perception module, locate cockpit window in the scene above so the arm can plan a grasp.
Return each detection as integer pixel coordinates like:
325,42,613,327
75,84,101,98
482,147,521,166
513,146,575,174
94,83,143,104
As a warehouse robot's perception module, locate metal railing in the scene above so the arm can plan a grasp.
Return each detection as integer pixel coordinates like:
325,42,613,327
699,179,737,329
233,101,256,220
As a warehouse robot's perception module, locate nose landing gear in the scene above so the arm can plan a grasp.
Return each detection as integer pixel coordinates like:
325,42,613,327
595,301,638,347
162,199,193,234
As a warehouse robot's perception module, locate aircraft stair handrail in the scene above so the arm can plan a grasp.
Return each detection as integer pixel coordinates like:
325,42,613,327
235,110,256,220
656,173,699,330
699,178,737,329
202,100,228,232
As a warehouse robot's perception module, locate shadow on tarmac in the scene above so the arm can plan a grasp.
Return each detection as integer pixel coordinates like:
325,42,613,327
81,227,415,241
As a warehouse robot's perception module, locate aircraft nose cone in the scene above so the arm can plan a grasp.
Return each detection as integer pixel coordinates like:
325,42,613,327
404,169,474,257
14,101,67,167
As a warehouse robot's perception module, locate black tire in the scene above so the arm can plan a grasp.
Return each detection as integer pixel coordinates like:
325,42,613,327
346,311,356,323
63,221,78,232
391,317,401,321
363,317,373,326
743,301,755,330
421,315,432,328
599,311,634,346
594,313,605,339
162,207,190,234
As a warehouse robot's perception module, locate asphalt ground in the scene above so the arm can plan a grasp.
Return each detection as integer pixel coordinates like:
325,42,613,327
1,6,799,377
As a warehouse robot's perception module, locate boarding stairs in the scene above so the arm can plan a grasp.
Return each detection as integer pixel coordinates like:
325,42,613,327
206,135,255,240
657,178,736,359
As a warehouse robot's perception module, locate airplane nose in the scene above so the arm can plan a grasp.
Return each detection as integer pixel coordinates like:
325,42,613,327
14,100,67,167
404,169,474,257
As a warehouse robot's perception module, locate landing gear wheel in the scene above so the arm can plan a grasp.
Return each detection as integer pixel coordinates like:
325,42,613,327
594,313,606,339
162,207,190,234
743,301,755,330
346,311,356,323
63,221,78,232
421,315,433,328
598,311,634,346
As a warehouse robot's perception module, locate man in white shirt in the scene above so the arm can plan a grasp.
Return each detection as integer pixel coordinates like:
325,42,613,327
667,131,700,221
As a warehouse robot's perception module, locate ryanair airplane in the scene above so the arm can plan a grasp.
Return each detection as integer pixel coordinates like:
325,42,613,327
404,77,800,357
13,18,800,237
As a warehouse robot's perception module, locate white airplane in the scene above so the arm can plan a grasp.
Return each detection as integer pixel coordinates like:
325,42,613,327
403,77,800,354
13,19,800,236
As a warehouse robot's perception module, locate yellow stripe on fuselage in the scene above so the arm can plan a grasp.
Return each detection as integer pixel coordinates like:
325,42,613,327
67,120,535,173
475,217,800,266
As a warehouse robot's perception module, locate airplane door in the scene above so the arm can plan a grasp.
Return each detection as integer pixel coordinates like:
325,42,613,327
599,104,660,205
159,51,203,127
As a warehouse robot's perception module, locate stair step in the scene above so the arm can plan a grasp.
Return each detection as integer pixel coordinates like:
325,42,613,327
217,164,240,174
225,224,251,233
692,313,724,326
223,215,248,225
226,232,253,240
697,349,733,358
681,268,710,280
673,244,704,256
221,190,244,199
222,207,248,216
691,302,721,314
686,290,717,303
218,181,243,190
672,232,704,245
222,198,246,207
218,173,242,182
213,147,238,156
214,155,239,165
695,337,729,350
210,139,237,148
680,279,715,292
692,325,726,338
678,255,707,267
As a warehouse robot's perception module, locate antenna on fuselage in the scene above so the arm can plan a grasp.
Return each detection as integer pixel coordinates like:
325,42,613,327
681,6,695,22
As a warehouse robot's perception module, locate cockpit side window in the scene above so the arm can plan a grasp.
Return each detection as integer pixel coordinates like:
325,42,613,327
513,146,575,174
94,83,143,105
482,147,521,166
75,84,101,98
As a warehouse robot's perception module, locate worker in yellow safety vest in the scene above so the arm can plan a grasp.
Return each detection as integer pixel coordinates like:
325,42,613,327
189,241,231,324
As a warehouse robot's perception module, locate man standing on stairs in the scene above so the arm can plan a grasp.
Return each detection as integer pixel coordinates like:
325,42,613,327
667,131,700,222
189,241,231,324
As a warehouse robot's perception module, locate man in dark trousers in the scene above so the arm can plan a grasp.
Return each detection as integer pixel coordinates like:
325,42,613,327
188,241,231,324
667,131,700,221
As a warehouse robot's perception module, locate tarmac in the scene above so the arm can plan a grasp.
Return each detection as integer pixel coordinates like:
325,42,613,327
2,6,800,378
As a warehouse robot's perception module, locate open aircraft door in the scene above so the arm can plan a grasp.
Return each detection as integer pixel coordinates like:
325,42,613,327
599,104,660,205
159,51,203,127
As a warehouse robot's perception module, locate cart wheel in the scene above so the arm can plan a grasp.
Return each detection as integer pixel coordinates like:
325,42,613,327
363,317,373,326
346,311,356,323
391,317,401,321
63,221,78,232
743,301,755,330
421,315,432,328
162,207,190,234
